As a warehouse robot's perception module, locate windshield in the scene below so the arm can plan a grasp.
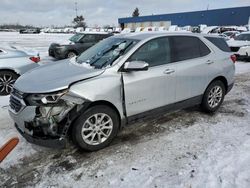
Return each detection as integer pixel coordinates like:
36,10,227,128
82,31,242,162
69,33,84,42
76,37,138,68
235,34,250,41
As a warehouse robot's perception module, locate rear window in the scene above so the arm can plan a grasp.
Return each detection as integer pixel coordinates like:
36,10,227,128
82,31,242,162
170,36,211,62
205,37,231,52
234,34,250,41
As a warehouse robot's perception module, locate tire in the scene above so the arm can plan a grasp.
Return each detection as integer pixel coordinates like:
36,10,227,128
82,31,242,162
0,71,19,96
72,105,120,151
246,56,250,62
201,80,226,113
66,51,77,59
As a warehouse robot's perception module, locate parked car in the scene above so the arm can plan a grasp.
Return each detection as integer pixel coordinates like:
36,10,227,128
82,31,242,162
49,32,113,59
218,33,230,41
223,31,240,39
0,47,40,95
227,32,250,61
19,29,41,34
9,32,235,151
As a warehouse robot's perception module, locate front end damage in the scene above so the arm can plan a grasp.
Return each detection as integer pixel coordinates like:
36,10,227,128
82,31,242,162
9,88,88,148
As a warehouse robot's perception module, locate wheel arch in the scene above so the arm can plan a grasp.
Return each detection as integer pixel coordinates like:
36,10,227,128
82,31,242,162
207,76,228,92
0,68,20,76
67,49,78,55
87,100,122,128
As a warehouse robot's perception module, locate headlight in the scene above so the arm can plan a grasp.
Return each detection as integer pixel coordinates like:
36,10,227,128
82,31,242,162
26,90,68,105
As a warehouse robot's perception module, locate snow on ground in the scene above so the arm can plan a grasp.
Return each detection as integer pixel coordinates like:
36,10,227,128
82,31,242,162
0,32,250,187
0,32,73,62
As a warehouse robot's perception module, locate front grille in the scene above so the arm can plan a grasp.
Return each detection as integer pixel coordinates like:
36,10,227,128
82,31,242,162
11,88,25,99
10,95,22,113
230,47,240,52
49,49,55,57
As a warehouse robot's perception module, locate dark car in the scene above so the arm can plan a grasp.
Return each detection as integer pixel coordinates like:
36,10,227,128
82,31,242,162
19,29,41,34
49,32,113,59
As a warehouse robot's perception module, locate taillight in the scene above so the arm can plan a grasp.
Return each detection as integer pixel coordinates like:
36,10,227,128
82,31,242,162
230,54,237,64
30,56,40,63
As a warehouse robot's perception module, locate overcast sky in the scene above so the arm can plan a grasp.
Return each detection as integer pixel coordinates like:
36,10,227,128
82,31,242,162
0,0,249,27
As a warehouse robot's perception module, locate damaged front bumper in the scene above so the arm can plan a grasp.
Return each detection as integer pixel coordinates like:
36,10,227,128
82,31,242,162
15,123,66,149
9,90,88,149
9,105,67,148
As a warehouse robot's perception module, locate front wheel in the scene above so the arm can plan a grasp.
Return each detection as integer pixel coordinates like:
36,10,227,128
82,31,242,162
201,80,226,113
72,105,120,151
0,71,19,96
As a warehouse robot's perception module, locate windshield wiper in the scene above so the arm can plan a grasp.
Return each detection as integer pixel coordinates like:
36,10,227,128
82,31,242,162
89,41,126,66
101,41,134,68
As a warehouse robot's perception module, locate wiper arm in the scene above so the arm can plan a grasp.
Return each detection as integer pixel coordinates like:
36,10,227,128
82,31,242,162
100,41,134,68
89,42,125,66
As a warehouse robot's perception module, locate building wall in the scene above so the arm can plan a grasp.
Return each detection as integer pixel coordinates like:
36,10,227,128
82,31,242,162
124,21,171,29
119,6,250,27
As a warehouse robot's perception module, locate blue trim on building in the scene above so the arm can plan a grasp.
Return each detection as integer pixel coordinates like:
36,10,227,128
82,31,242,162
118,6,250,26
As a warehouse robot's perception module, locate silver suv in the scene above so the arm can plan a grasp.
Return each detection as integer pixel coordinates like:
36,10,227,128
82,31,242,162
9,32,235,151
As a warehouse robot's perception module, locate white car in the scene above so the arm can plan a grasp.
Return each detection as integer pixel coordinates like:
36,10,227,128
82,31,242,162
227,32,250,61
0,47,40,95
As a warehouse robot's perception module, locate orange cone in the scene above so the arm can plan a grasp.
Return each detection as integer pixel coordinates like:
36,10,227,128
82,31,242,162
0,137,19,163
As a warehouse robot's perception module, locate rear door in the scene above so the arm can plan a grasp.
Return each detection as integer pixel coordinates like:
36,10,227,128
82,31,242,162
169,36,211,101
205,36,235,86
122,37,176,117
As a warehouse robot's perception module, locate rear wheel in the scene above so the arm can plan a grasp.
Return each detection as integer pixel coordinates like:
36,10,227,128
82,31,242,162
0,71,19,96
201,80,226,113
66,51,77,59
72,105,120,151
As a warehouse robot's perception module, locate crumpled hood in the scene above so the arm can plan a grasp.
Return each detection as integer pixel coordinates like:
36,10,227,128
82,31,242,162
14,59,105,93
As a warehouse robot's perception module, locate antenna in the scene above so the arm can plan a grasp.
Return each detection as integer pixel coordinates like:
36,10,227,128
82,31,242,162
207,4,209,11
75,2,78,17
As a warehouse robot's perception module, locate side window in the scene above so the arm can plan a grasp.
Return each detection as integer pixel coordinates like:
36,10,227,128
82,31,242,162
97,35,108,41
205,37,231,52
81,35,96,43
199,39,211,56
170,36,202,62
245,34,250,41
129,37,171,67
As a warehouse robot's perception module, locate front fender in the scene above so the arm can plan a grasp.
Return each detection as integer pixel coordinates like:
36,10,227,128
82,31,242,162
69,72,124,120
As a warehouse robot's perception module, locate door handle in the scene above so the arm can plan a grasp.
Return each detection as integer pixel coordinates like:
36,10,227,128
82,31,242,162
164,69,175,74
206,60,214,65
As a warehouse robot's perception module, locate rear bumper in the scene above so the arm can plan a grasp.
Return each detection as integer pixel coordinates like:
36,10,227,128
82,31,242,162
15,123,66,149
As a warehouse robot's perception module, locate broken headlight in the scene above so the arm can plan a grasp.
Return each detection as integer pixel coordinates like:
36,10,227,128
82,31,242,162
26,90,68,105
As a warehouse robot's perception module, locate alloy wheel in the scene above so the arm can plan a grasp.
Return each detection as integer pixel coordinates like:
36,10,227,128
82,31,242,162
0,74,16,94
208,86,223,108
67,52,76,58
81,113,113,146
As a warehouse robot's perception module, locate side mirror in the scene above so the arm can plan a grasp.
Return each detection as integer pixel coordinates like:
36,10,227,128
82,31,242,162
122,61,149,72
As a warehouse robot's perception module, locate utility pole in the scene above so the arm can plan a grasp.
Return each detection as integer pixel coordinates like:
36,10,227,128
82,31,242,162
207,4,209,11
75,2,78,17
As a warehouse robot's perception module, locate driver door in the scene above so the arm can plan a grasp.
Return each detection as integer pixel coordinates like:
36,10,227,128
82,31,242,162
122,37,176,117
